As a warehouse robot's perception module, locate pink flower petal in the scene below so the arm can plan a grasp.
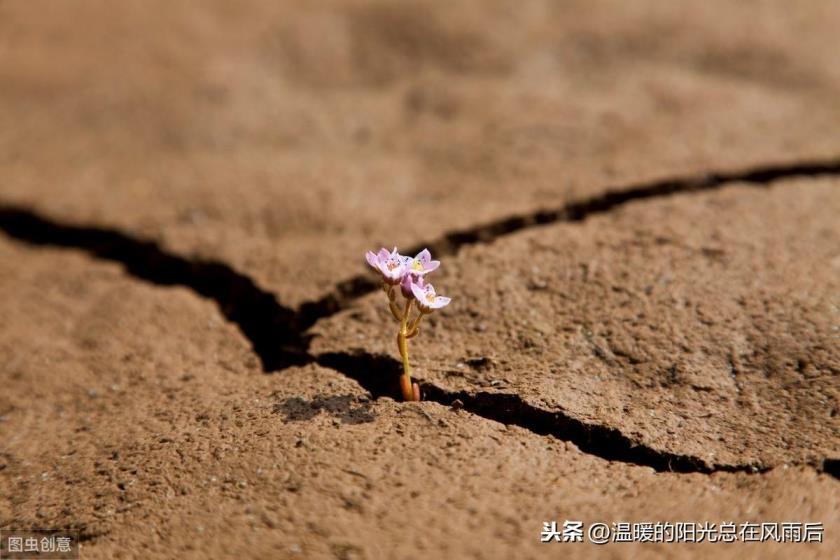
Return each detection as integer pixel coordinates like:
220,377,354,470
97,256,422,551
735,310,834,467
399,273,417,297
423,260,440,273
410,282,427,303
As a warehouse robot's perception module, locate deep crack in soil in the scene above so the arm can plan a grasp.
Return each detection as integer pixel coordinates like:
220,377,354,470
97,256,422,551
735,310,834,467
316,351,771,474
2,156,839,477
299,157,840,325
0,208,310,371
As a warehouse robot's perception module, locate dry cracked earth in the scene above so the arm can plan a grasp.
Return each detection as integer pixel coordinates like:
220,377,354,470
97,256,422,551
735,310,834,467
0,2,839,559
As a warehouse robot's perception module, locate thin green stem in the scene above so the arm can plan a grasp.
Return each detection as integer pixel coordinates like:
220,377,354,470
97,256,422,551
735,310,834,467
389,301,402,322
386,286,402,321
406,312,424,338
398,299,415,401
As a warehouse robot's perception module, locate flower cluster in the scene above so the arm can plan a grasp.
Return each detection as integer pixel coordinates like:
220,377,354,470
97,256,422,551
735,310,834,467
365,247,451,401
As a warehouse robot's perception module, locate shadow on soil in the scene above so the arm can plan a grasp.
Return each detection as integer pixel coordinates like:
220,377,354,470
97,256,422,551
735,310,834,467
2,156,839,476
273,394,376,425
315,351,771,475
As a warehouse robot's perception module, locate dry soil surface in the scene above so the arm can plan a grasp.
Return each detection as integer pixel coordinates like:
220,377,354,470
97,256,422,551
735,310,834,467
1,2,839,559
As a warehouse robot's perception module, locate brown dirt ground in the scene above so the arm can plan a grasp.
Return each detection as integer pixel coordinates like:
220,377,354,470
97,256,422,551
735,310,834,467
1,1,839,559
314,178,840,470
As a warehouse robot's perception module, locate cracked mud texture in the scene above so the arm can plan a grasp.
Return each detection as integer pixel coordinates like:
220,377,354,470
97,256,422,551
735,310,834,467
2,1,840,307
1,1,840,559
314,179,840,470
0,236,837,560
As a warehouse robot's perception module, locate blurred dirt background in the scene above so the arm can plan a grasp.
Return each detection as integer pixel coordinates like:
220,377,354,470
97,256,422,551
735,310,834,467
0,1,838,558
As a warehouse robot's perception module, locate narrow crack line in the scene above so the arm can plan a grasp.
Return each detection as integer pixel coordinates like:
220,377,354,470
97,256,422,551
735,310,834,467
315,351,772,475
1,156,839,478
0,207,311,371
316,351,839,480
3,157,840,357
298,156,840,327
823,459,840,480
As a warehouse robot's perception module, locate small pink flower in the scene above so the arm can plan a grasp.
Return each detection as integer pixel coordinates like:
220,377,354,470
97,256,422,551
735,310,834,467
365,247,406,285
410,280,451,312
364,245,451,402
402,248,440,276
400,272,424,298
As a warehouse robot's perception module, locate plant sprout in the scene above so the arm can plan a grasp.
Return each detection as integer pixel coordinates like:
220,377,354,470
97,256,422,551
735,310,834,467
365,247,451,401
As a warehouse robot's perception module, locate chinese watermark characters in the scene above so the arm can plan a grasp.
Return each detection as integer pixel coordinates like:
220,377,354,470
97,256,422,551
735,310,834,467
540,521,823,545
1,530,79,559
